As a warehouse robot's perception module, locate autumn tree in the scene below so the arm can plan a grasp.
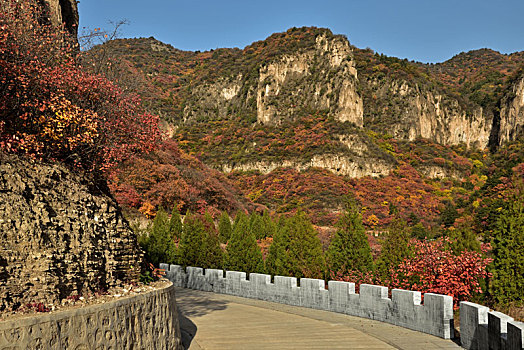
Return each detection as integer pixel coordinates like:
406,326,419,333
389,238,492,308
224,212,264,274
326,201,373,276
0,1,160,172
266,212,325,279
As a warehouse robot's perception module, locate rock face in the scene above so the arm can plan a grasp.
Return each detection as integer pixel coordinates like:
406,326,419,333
361,78,493,148
181,33,363,126
256,34,363,126
0,154,141,310
40,0,79,37
499,73,524,144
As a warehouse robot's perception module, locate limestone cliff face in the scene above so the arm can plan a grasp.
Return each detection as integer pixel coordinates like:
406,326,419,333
0,154,141,310
219,133,394,178
362,78,492,148
256,34,363,125
182,34,363,126
499,74,524,144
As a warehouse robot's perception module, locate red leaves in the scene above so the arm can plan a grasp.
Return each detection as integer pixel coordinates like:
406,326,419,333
0,1,161,172
334,238,492,308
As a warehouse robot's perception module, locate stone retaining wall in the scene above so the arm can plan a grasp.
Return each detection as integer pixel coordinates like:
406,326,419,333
0,282,182,349
161,264,454,339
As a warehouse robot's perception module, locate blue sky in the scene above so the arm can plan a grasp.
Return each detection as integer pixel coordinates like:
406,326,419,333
78,0,524,63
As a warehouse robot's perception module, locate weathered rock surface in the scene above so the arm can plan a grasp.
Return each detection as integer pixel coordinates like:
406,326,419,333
0,153,141,311
40,0,79,37
256,34,363,126
181,33,363,127
499,73,524,144
361,78,493,148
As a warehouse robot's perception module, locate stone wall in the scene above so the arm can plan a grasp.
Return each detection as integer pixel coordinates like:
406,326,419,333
0,153,142,310
0,282,182,349
460,302,524,350
161,264,455,339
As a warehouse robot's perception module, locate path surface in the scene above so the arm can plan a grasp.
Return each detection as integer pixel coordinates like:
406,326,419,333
175,288,461,350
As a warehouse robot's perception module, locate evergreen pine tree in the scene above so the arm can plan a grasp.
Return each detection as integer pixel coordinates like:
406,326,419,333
168,206,183,240
447,224,481,255
489,189,524,304
266,212,325,279
201,211,223,269
326,201,373,276
376,218,412,278
224,212,264,274
249,211,276,240
144,208,177,266
178,212,206,267
218,211,233,243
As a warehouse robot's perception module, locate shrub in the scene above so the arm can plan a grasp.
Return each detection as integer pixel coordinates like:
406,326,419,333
0,1,160,172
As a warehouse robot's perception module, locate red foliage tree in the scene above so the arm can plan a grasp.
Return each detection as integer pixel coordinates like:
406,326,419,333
0,1,160,172
333,238,492,308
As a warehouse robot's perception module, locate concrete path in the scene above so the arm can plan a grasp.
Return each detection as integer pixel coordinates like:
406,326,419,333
175,288,461,350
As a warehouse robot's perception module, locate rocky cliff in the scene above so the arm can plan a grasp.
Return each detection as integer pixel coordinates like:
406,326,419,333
91,28,522,151
181,32,363,126
499,72,524,144
0,153,141,311
359,77,492,148
40,0,79,37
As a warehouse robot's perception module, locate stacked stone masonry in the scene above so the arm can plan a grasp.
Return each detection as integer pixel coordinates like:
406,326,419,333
0,282,182,349
161,264,454,339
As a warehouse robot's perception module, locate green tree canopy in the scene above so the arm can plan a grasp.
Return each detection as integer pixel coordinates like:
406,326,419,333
266,212,325,279
178,213,222,269
169,205,183,240
376,218,412,278
326,201,373,276
218,211,233,243
224,212,264,274
489,188,524,305
140,208,177,266
249,211,276,240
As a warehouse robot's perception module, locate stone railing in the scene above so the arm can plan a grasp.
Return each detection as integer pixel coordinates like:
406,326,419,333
0,282,182,349
161,264,454,339
460,301,524,350
163,264,524,349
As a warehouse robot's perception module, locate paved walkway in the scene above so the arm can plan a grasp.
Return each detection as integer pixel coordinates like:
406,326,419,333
175,288,461,350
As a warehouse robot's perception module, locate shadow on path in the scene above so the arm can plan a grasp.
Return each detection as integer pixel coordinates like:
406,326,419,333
176,287,229,318
176,288,229,349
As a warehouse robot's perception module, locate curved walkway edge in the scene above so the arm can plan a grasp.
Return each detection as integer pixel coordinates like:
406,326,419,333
176,287,461,350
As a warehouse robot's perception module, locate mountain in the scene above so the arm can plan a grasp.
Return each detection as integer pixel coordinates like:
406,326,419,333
83,27,524,228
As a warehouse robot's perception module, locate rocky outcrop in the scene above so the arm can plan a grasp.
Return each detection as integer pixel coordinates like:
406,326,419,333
361,78,492,148
40,0,79,37
256,34,363,125
182,33,363,126
0,153,141,311
499,73,524,144
220,153,393,179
